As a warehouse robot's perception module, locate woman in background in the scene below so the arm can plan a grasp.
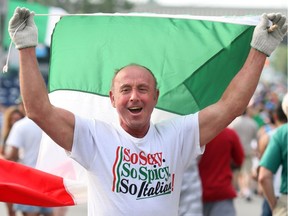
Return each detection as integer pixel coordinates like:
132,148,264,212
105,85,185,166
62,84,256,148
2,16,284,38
0,105,24,216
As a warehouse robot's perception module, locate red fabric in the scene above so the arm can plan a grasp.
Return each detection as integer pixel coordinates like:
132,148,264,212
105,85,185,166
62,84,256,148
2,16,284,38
0,159,75,207
199,128,244,202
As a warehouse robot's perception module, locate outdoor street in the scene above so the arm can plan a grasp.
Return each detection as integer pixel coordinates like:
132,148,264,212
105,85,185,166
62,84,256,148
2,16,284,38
0,195,263,215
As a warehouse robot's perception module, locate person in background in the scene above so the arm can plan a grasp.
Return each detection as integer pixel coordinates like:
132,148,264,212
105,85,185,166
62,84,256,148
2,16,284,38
257,100,287,216
198,127,244,216
229,107,258,201
0,105,24,216
257,101,287,158
0,104,6,134
0,106,24,154
2,108,54,216
15,97,26,116
53,207,68,216
258,93,288,216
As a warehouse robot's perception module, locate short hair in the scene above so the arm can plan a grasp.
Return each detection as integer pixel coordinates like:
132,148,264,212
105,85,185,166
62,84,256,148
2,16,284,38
276,101,287,123
111,63,158,90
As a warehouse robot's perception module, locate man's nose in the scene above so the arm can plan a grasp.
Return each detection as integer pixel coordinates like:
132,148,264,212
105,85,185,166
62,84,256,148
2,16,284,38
130,89,139,101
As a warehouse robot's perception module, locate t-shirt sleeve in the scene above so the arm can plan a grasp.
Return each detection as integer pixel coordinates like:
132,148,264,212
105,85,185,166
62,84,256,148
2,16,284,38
181,112,203,169
6,122,23,148
70,115,98,169
259,134,281,174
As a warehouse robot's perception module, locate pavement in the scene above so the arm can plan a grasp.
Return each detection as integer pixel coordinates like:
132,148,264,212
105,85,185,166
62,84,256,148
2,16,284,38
0,195,263,216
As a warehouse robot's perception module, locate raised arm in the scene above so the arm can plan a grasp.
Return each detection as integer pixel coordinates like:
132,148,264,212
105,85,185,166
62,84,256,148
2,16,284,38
9,7,74,151
199,13,287,146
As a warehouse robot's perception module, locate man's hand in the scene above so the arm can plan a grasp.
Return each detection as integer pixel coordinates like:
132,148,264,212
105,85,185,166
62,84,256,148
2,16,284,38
8,7,38,49
251,13,287,56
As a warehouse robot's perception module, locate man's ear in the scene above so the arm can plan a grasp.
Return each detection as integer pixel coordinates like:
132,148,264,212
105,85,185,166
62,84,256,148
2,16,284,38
109,90,116,108
154,89,160,102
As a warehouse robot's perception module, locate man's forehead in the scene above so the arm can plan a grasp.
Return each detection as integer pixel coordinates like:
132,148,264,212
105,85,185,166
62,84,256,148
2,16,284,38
118,65,149,74
115,66,153,81
111,64,158,90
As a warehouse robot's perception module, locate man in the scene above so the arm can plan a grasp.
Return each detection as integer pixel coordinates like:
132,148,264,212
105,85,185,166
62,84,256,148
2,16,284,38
229,107,258,201
198,127,244,216
258,94,288,216
257,100,287,216
8,7,287,216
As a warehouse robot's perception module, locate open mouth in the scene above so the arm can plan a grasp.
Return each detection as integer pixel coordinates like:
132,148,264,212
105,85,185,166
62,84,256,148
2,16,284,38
128,107,142,114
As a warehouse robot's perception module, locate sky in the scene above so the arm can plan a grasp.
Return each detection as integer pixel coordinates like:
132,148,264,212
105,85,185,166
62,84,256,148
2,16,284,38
128,0,288,8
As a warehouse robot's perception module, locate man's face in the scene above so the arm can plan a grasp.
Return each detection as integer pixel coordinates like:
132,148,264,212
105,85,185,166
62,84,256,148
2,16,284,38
109,65,159,137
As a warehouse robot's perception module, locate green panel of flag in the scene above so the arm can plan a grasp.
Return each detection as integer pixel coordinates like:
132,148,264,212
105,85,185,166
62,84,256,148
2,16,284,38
48,15,254,115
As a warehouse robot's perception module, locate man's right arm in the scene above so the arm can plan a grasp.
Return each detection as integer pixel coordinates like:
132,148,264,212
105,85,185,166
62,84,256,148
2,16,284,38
9,7,74,151
198,13,287,147
19,48,75,151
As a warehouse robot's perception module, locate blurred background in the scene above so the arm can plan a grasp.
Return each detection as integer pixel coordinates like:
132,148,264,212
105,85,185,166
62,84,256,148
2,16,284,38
0,0,287,215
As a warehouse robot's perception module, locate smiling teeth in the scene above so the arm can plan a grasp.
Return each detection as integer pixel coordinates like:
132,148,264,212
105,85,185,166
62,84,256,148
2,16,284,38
130,107,141,110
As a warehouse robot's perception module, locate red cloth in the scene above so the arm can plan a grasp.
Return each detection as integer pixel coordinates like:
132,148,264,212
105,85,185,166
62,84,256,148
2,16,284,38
199,128,244,202
0,159,75,207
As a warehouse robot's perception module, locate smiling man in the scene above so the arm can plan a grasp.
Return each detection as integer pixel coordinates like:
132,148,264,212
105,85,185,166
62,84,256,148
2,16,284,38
110,64,159,138
8,7,287,216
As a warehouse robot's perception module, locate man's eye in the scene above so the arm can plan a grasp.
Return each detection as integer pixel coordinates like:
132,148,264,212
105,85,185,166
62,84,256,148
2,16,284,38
139,88,148,92
121,88,130,93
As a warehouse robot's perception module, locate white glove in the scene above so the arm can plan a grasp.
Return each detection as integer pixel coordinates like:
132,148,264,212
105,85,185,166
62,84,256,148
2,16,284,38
251,13,287,56
8,7,38,49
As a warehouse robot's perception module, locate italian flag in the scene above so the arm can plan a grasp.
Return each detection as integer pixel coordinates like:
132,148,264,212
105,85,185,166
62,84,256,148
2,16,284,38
0,13,259,206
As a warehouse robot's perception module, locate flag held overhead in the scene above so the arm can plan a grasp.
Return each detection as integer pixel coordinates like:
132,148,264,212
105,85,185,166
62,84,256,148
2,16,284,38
1,13,258,207
49,14,255,115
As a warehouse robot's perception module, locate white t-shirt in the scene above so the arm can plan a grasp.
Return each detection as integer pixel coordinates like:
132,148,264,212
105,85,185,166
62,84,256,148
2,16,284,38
6,117,42,167
179,158,203,216
71,113,201,216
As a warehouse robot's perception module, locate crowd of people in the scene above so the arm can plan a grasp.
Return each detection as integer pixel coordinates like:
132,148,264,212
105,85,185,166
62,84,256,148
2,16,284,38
0,7,287,216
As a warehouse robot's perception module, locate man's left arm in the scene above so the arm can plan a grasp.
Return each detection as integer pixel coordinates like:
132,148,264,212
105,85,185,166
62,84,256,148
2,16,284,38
199,13,287,146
